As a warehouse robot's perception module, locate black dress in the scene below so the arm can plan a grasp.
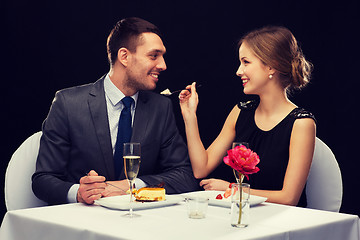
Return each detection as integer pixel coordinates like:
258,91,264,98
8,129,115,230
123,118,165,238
234,100,316,207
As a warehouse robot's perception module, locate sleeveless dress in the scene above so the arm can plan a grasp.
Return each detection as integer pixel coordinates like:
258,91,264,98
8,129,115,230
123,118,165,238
234,100,316,207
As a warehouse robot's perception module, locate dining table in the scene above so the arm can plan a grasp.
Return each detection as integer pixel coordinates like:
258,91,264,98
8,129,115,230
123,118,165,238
1,191,359,240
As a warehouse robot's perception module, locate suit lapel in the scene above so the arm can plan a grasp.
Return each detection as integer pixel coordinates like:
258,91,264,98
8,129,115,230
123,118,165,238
131,91,150,143
88,77,115,179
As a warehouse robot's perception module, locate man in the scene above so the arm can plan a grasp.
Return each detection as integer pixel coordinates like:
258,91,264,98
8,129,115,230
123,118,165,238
32,17,199,205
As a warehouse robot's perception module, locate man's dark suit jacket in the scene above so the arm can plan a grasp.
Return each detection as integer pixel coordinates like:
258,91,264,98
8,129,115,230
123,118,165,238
32,76,199,205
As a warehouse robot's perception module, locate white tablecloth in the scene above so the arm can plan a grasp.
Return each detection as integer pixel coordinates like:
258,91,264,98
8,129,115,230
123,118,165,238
1,197,359,240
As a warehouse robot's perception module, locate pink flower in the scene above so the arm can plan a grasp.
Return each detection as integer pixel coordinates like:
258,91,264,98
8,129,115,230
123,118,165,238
223,145,260,179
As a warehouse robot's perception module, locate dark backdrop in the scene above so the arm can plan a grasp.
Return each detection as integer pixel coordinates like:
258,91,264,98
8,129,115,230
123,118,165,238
2,0,359,222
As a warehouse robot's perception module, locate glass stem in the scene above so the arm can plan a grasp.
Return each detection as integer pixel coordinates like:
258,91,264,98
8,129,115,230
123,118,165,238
129,180,133,216
233,169,245,183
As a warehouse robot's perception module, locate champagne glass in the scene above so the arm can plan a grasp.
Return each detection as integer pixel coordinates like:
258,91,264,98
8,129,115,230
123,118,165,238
232,142,249,183
123,143,141,218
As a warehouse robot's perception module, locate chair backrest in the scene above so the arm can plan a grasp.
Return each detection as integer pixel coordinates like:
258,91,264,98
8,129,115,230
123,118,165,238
5,131,47,211
306,137,342,212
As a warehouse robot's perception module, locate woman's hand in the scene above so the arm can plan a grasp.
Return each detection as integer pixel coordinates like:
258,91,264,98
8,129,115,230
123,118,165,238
200,178,230,191
179,82,198,119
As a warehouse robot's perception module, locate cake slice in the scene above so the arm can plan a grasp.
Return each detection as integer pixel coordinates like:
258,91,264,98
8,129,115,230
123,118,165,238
135,187,166,202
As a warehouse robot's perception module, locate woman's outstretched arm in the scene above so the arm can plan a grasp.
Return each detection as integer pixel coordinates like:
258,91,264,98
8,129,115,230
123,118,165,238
179,82,239,179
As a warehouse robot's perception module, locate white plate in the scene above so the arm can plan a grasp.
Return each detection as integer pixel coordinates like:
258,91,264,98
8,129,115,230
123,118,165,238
182,191,267,207
95,195,183,211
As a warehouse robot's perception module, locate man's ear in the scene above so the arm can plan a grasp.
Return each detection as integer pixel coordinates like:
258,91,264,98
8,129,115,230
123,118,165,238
117,48,130,67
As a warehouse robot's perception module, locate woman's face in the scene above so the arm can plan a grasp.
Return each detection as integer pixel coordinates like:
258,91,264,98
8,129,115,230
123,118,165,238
236,43,271,95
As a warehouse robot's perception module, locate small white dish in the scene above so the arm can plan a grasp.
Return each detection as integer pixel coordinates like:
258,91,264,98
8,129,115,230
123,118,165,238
182,190,267,208
95,195,183,211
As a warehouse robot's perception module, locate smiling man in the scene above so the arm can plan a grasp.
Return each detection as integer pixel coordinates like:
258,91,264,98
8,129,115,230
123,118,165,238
32,17,199,205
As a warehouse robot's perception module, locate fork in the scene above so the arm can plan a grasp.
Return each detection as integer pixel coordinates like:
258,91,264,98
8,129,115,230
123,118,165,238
86,171,128,195
161,84,202,96
105,182,129,195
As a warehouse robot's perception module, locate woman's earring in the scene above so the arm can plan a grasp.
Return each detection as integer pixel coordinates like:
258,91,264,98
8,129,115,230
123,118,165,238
269,74,273,79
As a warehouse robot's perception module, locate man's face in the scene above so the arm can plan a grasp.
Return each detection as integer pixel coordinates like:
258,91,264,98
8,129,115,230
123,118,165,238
125,32,167,91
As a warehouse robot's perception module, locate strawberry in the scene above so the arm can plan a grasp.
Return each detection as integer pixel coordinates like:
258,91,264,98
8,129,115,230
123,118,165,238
216,194,223,200
224,188,232,198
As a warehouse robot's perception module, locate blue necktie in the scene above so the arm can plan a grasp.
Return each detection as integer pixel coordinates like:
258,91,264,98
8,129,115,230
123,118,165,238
114,96,134,179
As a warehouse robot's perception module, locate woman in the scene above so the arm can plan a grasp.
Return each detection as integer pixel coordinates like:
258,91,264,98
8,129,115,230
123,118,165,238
179,26,316,206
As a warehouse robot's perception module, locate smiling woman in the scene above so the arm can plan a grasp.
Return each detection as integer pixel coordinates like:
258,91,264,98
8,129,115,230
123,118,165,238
179,26,316,207
237,26,313,95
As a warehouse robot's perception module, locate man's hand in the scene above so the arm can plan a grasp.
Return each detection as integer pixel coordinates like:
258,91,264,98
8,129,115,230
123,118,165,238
77,170,106,204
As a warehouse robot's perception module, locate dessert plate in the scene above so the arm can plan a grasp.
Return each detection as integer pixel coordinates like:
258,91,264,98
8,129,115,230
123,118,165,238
182,190,267,207
95,195,183,211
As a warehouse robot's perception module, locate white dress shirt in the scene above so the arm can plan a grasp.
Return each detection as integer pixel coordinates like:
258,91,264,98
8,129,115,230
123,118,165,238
67,74,146,203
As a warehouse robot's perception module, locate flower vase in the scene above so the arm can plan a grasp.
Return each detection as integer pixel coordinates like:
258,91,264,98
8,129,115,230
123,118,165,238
231,171,250,228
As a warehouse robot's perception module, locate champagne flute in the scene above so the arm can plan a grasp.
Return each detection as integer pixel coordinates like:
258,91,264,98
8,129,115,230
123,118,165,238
232,142,249,183
123,143,141,218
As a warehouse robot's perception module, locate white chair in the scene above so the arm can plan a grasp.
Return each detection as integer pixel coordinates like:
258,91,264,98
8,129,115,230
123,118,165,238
306,137,343,212
5,131,47,210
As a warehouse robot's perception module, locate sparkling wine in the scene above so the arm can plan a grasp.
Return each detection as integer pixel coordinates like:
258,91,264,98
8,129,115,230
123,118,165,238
122,143,141,218
124,156,141,181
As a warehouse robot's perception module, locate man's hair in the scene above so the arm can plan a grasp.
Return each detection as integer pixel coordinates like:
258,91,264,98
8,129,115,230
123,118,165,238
106,17,162,66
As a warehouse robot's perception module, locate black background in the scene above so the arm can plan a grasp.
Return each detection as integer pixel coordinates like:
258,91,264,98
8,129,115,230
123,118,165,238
2,0,359,222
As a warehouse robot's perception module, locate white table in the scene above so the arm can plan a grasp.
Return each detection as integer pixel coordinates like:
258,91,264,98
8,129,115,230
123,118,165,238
1,196,359,240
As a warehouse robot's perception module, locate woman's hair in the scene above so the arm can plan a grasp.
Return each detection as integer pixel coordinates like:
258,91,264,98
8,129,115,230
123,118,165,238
107,17,162,66
238,26,313,91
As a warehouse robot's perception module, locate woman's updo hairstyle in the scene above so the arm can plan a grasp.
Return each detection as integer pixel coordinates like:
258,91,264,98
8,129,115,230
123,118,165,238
238,26,313,91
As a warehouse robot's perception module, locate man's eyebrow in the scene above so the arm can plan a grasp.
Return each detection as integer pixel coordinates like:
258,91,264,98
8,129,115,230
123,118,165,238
148,49,166,54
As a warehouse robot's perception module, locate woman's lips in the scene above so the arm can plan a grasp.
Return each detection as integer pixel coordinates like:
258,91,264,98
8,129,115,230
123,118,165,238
242,78,249,86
